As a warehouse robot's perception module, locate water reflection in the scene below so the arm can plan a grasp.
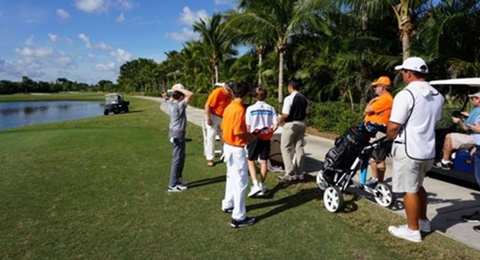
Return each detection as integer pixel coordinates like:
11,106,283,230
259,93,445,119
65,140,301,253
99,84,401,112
0,101,104,129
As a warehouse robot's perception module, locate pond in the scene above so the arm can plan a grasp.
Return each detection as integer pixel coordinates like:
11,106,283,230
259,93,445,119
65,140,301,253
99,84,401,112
0,101,105,130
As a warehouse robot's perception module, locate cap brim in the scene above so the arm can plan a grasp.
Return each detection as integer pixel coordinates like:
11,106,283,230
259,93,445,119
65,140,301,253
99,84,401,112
214,82,225,86
394,65,403,71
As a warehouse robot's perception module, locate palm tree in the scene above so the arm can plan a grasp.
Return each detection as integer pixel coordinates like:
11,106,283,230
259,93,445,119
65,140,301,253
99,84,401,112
226,0,326,105
339,0,431,60
193,13,235,84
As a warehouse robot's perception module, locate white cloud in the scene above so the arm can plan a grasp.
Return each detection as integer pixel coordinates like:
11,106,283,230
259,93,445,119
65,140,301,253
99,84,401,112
48,33,58,42
116,12,125,22
94,62,115,71
25,35,34,46
56,9,70,19
66,38,74,45
165,28,198,42
75,0,108,13
75,0,134,13
214,0,235,5
88,53,96,58
180,7,208,26
110,48,132,63
95,42,112,51
15,47,53,58
78,33,91,48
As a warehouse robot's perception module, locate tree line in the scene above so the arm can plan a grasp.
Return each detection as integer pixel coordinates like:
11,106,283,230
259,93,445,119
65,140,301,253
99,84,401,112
3,1,480,110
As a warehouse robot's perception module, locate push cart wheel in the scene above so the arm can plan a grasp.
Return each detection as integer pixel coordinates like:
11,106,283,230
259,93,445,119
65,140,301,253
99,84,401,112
316,170,329,191
324,186,344,213
374,183,395,208
103,109,108,116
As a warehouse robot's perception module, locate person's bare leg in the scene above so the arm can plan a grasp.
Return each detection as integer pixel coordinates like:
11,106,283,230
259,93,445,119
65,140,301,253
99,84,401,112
442,134,453,161
248,160,258,185
370,161,378,179
404,192,420,230
259,160,268,183
377,161,386,182
418,186,428,220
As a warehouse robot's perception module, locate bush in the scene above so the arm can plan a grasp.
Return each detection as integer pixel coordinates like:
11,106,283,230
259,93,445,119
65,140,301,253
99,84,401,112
307,101,363,134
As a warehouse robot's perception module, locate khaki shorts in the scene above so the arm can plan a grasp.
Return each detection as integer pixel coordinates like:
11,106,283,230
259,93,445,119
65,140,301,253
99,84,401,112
391,144,433,193
451,133,473,150
370,132,388,162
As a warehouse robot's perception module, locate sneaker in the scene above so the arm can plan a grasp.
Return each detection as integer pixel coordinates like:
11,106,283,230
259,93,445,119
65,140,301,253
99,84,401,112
221,207,233,213
433,161,452,170
297,173,305,181
277,174,297,181
473,225,480,233
462,211,480,222
168,185,188,192
388,225,422,243
259,184,268,196
231,216,256,228
178,178,189,186
248,185,262,197
419,219,431,233
206,160,215,167
365,178,378,189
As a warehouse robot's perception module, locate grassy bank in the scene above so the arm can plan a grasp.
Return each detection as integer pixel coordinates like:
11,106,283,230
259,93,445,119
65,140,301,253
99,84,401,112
1,94,479,259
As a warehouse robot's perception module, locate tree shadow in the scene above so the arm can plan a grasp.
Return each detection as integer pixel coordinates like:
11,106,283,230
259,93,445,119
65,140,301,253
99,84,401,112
247,188,322,221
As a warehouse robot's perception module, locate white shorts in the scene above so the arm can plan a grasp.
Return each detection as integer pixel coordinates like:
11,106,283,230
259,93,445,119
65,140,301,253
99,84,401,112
391,144,433,193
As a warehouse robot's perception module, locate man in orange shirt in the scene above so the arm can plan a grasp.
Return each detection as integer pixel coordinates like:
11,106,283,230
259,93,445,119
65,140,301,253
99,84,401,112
204,82,233,166
363,76,393,188
220,82,258,228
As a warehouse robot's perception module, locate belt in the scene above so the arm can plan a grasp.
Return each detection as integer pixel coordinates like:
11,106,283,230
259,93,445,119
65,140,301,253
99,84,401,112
225,143,245,148
394,141,405,144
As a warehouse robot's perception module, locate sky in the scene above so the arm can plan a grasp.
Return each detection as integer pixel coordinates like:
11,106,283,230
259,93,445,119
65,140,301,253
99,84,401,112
0,0,236,85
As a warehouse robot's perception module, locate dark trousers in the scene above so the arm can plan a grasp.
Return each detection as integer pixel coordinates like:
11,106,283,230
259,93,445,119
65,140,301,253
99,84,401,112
169,137,186,187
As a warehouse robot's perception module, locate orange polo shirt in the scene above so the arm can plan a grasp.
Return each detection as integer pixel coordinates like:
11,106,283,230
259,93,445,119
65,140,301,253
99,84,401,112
206,87,232,117
221,100,248,147
364,93,393,125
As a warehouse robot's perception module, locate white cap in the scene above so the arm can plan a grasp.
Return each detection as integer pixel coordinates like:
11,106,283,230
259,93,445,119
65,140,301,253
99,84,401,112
468,91,480,98
214,82,225,87
171,83,185,90
394,57,429,74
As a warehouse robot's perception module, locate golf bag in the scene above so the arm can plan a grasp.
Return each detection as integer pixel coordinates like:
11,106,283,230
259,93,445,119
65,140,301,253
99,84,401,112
322,125,372,182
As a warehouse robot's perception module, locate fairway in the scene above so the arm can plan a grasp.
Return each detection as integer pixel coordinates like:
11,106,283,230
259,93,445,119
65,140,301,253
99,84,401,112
1,95,479,259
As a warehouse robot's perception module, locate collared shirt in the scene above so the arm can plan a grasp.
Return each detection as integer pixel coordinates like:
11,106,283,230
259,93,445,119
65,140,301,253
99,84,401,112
246,101,278,140
205,87,232,117
221,100,248,147
282,91,308,122
364,93,393,125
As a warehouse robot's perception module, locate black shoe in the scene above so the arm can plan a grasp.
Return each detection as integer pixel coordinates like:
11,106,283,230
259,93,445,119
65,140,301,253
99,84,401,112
221,207,233,213
461,211,480,222
231,216,256,228
473,225,480,233
433,161,452,170
365,178,378,189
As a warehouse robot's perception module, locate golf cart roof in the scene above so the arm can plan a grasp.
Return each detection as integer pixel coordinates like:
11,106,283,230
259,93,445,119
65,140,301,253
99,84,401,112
430,77,480,87
105,93,121,97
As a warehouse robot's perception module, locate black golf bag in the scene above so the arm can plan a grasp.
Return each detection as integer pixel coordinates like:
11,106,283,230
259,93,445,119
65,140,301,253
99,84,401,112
322,126,372,183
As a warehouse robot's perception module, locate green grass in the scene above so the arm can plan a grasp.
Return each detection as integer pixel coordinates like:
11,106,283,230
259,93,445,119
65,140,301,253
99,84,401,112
1,94,479,259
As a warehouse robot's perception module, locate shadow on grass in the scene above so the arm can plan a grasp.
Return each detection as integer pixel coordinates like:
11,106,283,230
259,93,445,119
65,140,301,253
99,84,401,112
188,175,225,188
247,187,322,222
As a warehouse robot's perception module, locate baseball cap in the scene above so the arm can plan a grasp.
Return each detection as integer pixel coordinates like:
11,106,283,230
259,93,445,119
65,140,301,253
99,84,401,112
394,57,429,74
214,82,225,87
371,76,391,87
171,83,185,90
468,91,480,98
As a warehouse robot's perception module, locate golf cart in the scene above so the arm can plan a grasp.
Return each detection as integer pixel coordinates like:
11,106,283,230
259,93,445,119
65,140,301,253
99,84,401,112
429,78,480,187
104,93,129,115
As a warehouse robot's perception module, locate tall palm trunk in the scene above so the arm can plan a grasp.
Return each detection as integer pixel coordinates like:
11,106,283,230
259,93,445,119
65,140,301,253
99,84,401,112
278,50,284,107
257,45,264,85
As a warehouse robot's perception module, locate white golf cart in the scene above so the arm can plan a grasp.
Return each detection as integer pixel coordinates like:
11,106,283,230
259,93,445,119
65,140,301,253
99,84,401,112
103,93,130,115
429,77,480,187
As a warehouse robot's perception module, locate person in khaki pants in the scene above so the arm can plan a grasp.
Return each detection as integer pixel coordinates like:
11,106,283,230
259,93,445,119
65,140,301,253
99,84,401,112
277,79,308,181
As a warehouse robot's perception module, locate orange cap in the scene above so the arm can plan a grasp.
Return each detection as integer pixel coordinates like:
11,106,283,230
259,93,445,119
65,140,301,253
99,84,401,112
371,76,391,87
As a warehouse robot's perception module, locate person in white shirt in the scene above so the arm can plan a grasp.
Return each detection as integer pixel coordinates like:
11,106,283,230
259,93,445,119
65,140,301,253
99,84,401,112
245,86,278,197
386,57,444,242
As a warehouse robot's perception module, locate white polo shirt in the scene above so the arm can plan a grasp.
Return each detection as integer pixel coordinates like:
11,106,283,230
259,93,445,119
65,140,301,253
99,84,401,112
390,81,444,160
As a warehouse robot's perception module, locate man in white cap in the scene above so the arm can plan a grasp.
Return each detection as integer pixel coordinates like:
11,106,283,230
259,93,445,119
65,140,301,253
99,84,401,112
386,57,444,242
167,83,194,192
204,82,233,166
433,91,480,170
